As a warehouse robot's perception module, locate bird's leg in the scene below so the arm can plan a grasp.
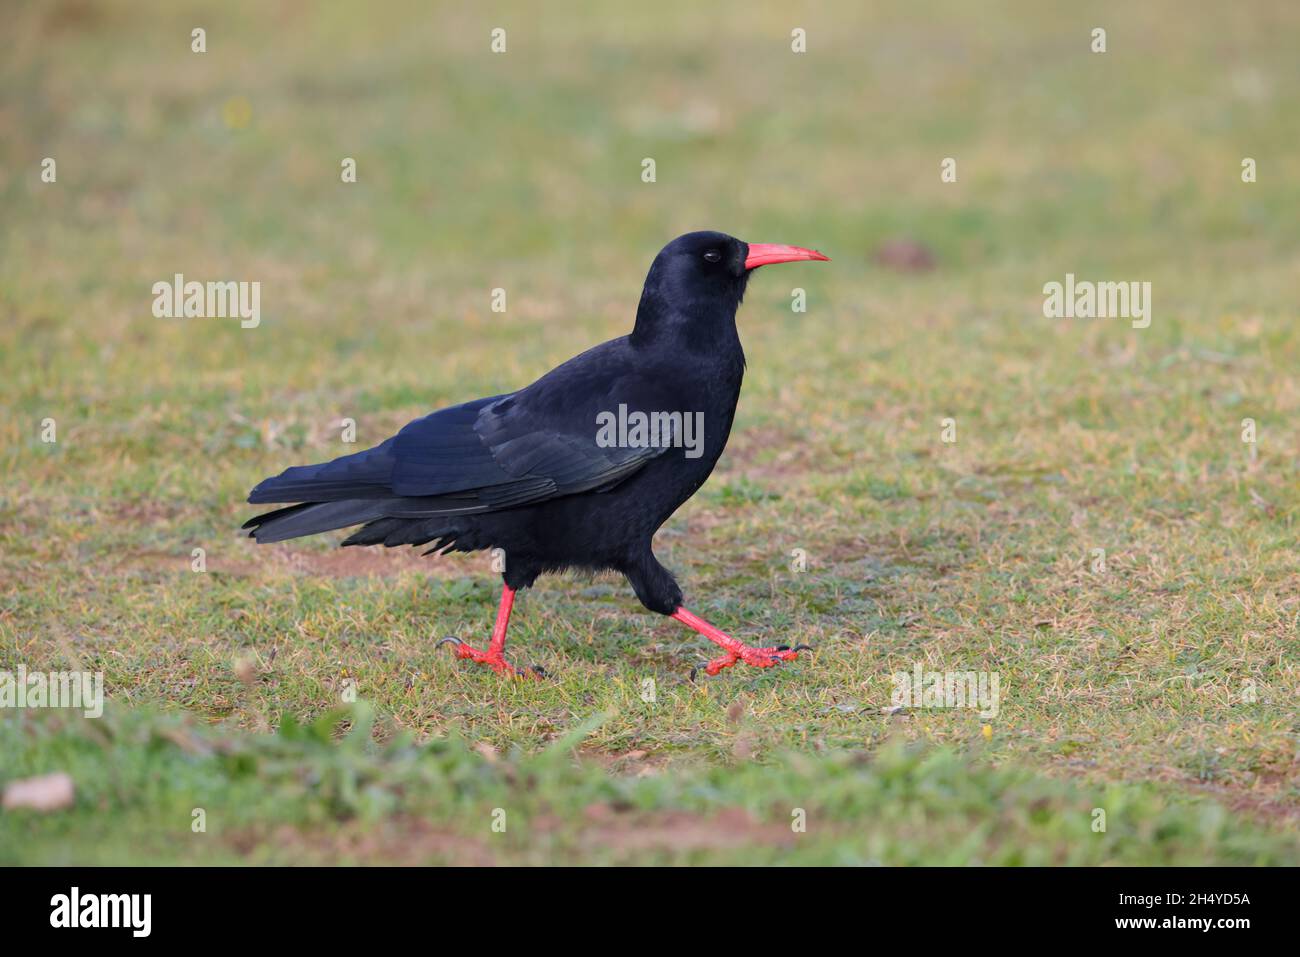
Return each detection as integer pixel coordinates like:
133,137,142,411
671,607,810,677
437,585,541,677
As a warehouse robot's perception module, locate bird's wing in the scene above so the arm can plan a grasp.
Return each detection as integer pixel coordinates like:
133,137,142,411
387,387,670,505
248,355,682,514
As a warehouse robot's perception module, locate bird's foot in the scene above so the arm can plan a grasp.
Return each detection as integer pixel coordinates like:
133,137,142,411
436,637,545,679
673,606,811,680
692,642,812,679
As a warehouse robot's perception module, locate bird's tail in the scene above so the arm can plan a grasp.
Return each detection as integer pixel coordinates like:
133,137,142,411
241,500,387,544
338,517,462,553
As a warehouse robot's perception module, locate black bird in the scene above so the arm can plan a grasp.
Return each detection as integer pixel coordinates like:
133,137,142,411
243,231,828,677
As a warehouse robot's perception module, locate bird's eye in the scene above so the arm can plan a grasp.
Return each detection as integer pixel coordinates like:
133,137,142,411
703,250,722,263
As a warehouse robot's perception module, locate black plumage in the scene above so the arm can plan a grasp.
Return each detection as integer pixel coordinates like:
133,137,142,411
244,231,827,675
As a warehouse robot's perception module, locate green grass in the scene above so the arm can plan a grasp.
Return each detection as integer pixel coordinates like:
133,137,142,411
2,0,1298,863
4,704,1294,865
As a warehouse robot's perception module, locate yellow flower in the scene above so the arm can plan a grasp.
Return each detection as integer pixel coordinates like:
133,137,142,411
222,97,252,130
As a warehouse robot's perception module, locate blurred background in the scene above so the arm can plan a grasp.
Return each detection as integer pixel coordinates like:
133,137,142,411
1,1,1297,864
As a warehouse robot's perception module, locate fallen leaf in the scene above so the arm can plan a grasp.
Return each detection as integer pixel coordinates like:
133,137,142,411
2,772,75,811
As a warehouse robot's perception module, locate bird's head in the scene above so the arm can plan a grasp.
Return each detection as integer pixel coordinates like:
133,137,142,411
632,230,829,349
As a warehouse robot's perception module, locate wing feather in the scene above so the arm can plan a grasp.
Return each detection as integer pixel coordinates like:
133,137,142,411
246,338,680,521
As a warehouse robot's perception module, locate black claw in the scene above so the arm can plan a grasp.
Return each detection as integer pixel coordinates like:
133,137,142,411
530,664,548,678
792,644,813,653
775,645,790,652
436,636,463,649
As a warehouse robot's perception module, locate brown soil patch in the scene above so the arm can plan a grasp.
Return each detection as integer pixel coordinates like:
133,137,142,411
226,818,495,865
874,238,937,272
224,806,794,864
571,805,797,854
719,424,815,482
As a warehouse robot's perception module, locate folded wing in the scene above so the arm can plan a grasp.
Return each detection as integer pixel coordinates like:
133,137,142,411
243,347,680,542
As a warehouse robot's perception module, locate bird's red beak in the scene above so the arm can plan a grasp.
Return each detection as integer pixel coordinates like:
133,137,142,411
743,243,830,270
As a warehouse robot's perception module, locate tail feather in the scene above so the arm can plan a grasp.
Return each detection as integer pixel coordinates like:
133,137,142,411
339,517,406,547
243,500,387,544
247,440,398,504
340,517,459,552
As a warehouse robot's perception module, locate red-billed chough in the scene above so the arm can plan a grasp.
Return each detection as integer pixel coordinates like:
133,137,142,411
243,231,828,677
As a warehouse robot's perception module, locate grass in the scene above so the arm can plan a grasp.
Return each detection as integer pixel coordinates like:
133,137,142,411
1,0,1298,863
4,704,1295,865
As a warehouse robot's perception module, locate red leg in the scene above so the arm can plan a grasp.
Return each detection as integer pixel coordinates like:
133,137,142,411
438,585,540,677
671,607,810,677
